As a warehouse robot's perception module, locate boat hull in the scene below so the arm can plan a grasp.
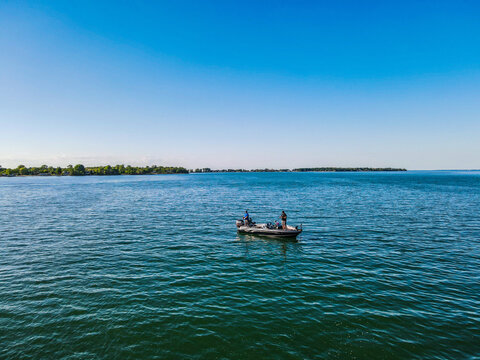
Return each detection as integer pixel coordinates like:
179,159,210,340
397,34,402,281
236,225,302,238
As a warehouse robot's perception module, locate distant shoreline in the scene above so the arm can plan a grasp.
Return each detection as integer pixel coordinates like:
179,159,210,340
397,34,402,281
193,167,407,173
0,165,406,177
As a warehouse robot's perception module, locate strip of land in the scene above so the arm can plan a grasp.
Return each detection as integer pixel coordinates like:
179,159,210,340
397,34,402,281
193,167,407,173
0,165,188,176
0,165,406,176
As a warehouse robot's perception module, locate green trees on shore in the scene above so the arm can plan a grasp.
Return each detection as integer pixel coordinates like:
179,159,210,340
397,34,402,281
0,164,189,176
191,167,406,173
0,164,406,177
292,167,406,172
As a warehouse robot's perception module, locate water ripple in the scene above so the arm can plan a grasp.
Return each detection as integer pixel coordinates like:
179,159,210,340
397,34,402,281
1,172,479,359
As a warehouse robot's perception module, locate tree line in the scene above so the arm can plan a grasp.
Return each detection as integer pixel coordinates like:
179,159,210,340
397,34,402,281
0,164,189,176
292,167,406,172
0,165,406,176
191,167,406,173
191,168,290,173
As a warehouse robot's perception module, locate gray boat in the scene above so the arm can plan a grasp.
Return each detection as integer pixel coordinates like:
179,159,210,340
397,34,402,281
236,219,302,238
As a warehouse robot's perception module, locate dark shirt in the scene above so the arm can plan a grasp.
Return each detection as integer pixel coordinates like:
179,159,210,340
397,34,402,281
281,212,287,221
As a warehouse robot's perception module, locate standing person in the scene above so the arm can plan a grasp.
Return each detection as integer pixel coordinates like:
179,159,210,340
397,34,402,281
281,211,287,229
243,210,250,227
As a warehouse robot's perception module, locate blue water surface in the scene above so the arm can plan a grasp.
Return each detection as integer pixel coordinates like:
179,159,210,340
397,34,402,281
1,171,479,359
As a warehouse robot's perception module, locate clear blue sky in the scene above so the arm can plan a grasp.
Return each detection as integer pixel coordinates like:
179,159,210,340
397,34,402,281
1,0,479,169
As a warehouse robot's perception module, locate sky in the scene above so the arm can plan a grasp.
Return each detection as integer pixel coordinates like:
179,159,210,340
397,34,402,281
1,0,479,170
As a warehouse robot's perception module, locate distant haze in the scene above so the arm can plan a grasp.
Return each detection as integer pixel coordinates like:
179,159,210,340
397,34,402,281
1,1,479,170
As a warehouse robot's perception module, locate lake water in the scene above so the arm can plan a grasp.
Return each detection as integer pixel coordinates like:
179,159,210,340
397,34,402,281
1,171,479,359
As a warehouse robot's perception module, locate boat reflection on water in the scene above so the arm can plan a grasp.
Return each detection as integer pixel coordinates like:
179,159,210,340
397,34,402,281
235,233,302,261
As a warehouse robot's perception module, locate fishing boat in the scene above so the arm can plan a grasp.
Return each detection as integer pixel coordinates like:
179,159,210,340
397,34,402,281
236,219,302,238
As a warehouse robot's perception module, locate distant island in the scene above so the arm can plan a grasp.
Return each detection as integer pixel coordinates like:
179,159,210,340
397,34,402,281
0,164,406,177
